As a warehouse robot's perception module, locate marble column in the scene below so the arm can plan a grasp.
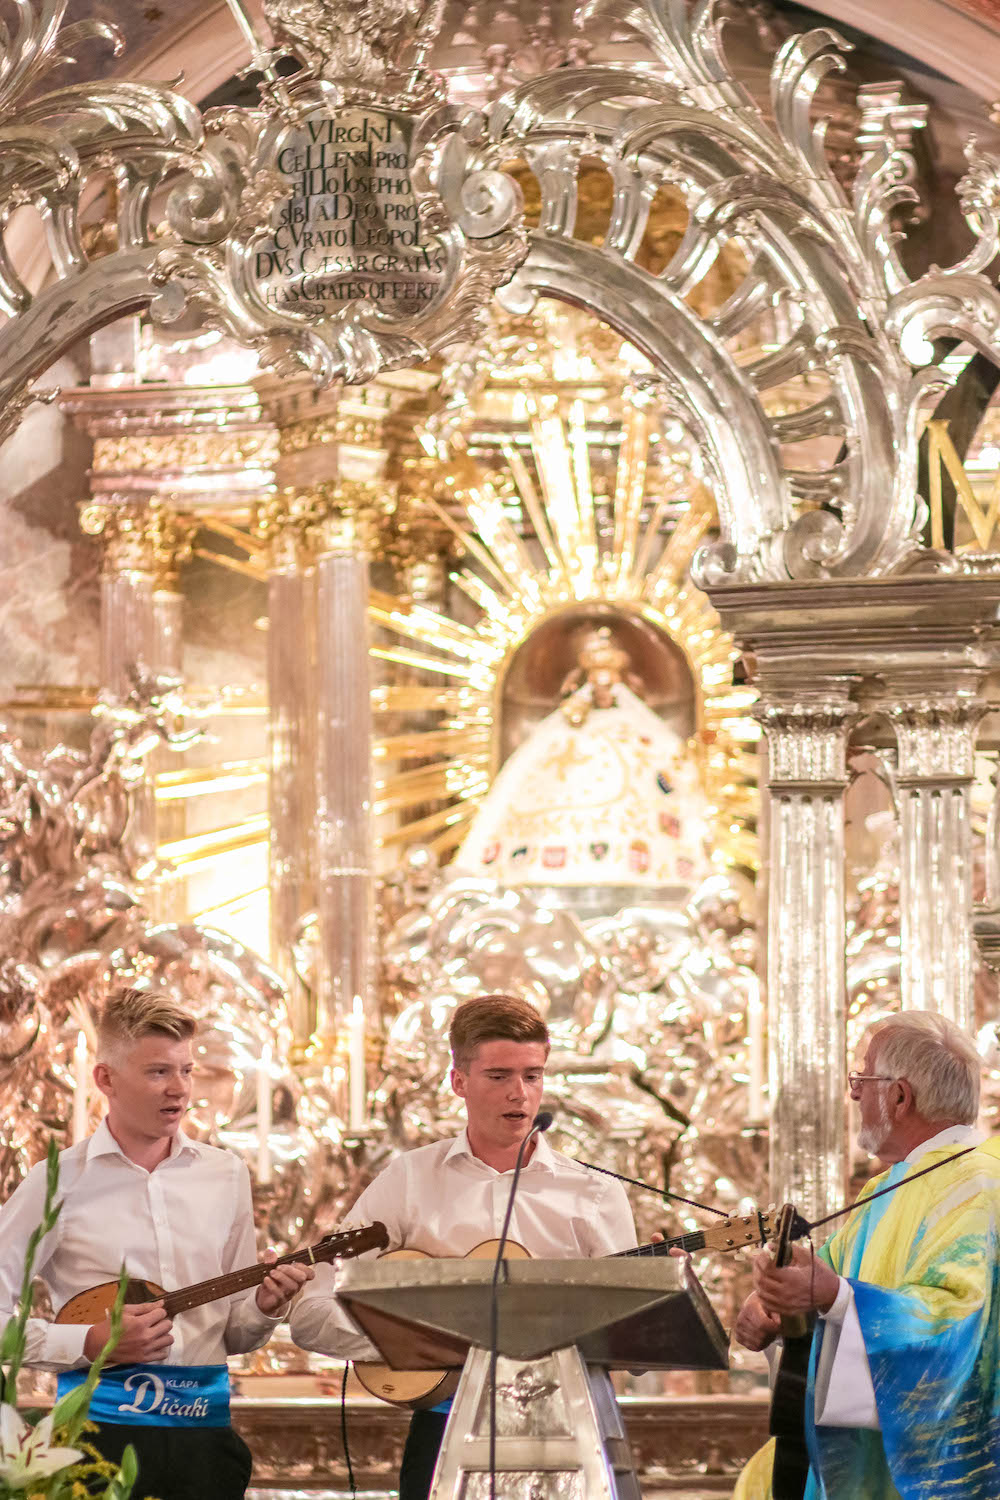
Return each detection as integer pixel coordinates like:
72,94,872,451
255,493,317,1044
311,488,387,1053
80,500,193,870
253,372,415,1066
880,689,986,1030
755,683,856,1222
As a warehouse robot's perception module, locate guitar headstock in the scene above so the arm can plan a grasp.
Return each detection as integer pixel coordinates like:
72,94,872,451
699,1208,779,1254
310,1222,390,1265
771,1202,809,1267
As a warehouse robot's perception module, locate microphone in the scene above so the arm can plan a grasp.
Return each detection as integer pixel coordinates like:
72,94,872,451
493,1111,552,1273
488,1110,553,1500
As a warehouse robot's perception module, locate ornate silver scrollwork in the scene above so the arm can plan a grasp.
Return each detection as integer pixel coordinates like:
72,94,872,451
0,0,526,405
2,0,1000,579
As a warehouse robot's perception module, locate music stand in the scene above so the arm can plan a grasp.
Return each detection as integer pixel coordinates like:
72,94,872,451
336,1257,728,1500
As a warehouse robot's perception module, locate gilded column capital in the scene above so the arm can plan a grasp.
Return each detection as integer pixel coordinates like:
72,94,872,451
388,472,464,603
253,490,317,570
79,500,195,588
384,532,453,605
297,480,396,556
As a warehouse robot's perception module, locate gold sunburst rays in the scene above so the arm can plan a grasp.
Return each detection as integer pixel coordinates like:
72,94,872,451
373,396,760,874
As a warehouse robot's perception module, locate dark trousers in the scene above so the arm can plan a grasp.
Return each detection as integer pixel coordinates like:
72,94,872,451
399,1410,449,1500
90,1422,253,1500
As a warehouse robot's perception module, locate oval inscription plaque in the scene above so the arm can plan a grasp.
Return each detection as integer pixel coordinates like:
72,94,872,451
254,107,447,318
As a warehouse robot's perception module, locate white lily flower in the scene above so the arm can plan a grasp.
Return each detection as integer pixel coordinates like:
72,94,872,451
0,1403,84,1490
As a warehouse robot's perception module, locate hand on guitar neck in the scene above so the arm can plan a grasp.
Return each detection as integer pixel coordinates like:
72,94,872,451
753,1243,840,1321
65,1223,388,1365
80,1249,314,1364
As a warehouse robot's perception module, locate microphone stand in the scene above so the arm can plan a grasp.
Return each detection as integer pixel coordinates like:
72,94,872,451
488,1110,553,1500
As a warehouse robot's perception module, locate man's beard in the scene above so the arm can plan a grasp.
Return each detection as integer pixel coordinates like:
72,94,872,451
857,1090,892,1155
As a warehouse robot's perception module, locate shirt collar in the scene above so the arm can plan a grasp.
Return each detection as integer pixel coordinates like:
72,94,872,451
86,1117,201,1166
904,1122,985,1163
444,1125,559,1176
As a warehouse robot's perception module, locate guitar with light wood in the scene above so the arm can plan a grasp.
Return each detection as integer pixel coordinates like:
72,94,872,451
767,1202,813,1500
54,1222,389,1325
354,1209,780,1408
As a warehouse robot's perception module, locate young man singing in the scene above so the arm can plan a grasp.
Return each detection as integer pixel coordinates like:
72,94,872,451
291,991,638,1500
0,989,312,1500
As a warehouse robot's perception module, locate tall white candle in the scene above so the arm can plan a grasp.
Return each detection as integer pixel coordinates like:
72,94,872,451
257,1044,273,1185
747,977,766,1122
348,997,366,1131
72,1031,89,1144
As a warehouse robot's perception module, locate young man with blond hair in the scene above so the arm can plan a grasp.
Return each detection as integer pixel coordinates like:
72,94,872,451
0,988,311,1500
291,991,637,1500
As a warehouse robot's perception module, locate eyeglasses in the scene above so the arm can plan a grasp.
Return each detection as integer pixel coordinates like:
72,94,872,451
848,1072,897,1090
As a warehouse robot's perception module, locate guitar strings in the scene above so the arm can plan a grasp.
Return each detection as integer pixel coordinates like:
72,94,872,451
158,1228,378,1314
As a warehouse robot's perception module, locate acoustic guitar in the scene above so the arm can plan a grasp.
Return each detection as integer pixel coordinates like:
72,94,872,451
766,1202,813,1500
54,1222,389,1325
354,1208,781,1408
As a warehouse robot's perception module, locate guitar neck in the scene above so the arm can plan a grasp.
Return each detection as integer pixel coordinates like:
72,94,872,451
161,1224,388,1318
611,1209,773,1261
613,1229,708,1259
163,1259,287,1318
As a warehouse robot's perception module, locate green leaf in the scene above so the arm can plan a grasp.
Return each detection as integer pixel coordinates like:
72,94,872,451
49,1377,95,1432
119,1444,138,1484
58,1266,131,1444
102,1445,138,1500
1,1140,63,1398
0,1317,20,1362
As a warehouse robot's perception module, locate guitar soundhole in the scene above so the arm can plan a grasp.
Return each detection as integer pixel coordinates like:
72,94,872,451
125,1279,161,1305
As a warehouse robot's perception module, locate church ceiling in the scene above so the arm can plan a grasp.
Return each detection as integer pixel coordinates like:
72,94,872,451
939,0,1000,22
44,0,211,89
53,0,1000,98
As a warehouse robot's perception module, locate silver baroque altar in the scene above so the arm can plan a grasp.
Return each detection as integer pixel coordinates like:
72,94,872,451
2,0,1000,1450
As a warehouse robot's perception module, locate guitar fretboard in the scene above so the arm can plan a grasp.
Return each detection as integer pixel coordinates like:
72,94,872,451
611,1230,706,1260
160,1224,387,1317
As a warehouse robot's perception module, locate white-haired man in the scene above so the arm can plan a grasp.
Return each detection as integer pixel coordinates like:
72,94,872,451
0,989,312,1500
733,1010,1000,1500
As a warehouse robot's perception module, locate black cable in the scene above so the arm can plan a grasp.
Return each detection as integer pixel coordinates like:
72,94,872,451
340,1359,356,1500
573,1157,730,1217
805,1145,978,1235
490,1111,553,1500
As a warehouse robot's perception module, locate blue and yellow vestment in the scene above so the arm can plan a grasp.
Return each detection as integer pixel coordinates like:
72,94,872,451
734,1141,1000,1500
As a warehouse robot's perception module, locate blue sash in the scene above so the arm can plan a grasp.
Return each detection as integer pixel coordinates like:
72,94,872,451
57,1363,231,1428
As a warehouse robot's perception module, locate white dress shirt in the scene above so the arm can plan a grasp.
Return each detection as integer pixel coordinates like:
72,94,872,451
814,1123,985,1429
291,1127,638,1360
0,1120,280,1371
